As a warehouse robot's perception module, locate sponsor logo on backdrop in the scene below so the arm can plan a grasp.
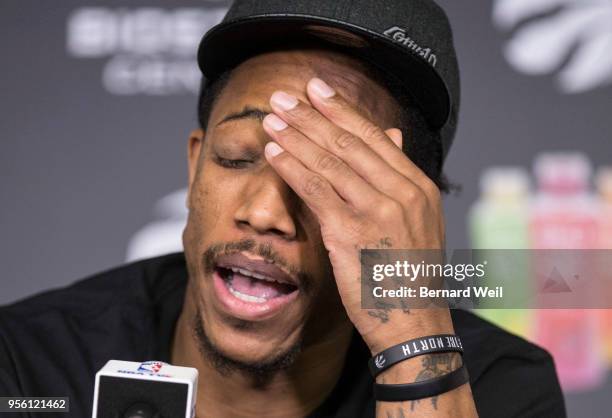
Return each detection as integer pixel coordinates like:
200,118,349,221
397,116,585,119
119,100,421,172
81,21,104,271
66,6,228,95
125,189,187,262
493,0,612,93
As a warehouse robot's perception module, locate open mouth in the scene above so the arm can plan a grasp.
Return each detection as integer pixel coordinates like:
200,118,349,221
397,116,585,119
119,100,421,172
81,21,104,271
216,265,298,304
210,252,301,320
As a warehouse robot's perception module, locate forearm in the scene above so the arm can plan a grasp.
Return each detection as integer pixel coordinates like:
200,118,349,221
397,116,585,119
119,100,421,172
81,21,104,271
375,353,477,418
369,310,478,418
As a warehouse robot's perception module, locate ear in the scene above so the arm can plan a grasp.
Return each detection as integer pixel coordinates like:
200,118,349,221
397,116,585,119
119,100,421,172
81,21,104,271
186,129,206,208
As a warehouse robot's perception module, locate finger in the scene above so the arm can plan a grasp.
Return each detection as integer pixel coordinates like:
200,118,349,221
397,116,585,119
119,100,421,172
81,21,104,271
306,77,439,194
269,91,419,199
262,113,386,211
263,141,347,220
385,128,403,149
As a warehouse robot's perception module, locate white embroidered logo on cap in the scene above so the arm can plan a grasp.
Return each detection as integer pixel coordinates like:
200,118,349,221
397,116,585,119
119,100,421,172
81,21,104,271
383,26,437,67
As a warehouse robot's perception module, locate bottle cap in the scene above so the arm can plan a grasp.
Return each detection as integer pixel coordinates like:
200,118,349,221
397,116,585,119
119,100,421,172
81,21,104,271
480,167,530,200
533,152,592,193
595,167,612,200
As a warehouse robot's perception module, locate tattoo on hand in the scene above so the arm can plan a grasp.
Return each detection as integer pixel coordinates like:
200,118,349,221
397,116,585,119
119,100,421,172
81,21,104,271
359,237,393,251
367,300,395,323
399,299,411,315
378,237,393,248
365,238,407,322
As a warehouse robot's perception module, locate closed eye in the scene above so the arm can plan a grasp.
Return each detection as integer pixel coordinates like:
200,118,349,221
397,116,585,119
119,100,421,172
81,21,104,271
215,156,253,169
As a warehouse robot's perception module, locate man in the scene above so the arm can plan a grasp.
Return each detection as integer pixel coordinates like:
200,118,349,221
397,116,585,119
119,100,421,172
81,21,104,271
0,0,566,417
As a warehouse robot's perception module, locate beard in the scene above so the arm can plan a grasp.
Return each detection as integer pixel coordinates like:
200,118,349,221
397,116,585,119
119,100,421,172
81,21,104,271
191,310,302,387
191,238,308,387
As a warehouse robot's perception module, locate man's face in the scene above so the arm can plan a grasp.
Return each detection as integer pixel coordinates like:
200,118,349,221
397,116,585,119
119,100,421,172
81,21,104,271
183,49,399,369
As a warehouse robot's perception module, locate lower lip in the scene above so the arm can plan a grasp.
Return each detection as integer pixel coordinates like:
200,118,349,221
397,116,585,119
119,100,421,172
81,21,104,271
212,269,299,321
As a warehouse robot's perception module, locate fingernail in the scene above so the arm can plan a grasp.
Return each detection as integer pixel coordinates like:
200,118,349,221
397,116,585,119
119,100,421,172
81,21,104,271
265,142,284,157
264,114,288,131
309,78,336,98
270,91,298,111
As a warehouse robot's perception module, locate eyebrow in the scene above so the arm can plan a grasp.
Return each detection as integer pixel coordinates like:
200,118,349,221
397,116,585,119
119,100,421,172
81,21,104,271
216,106,270,126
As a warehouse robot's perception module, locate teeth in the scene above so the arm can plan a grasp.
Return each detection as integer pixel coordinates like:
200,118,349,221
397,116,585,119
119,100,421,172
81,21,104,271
228,286,267,304
230,267,280,284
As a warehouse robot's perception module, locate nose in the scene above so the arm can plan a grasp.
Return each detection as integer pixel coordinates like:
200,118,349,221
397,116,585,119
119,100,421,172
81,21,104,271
234,169,298,240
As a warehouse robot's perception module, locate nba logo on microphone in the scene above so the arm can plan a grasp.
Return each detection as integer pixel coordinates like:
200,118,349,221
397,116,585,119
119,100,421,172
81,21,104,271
137,361,164,374
92,360,198,418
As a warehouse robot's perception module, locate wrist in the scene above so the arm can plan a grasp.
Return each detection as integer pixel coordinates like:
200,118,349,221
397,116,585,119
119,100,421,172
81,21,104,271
375,352,463,384
364,308,455,355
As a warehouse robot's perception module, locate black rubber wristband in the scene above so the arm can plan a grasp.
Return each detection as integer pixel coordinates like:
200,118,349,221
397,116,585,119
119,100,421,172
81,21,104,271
373,363,469,402
369,334,463,377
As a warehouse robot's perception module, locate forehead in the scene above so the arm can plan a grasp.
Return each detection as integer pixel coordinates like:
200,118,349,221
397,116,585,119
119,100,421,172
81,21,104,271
207,49,400,129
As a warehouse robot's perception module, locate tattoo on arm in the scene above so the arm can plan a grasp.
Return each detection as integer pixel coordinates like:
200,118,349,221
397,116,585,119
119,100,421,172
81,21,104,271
386,406,407,418
381,353,462,417
410,353,462,411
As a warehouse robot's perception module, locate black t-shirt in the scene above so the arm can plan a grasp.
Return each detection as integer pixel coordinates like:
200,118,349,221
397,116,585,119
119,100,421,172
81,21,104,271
0,253,566,417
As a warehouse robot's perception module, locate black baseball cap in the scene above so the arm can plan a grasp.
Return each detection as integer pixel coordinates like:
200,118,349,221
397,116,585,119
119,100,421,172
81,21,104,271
197,0,460,163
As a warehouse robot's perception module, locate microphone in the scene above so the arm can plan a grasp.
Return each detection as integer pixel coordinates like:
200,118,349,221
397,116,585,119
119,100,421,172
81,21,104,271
92,360,198,418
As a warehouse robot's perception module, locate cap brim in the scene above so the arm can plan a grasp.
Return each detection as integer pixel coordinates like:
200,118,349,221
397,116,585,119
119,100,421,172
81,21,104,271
198,15,451,129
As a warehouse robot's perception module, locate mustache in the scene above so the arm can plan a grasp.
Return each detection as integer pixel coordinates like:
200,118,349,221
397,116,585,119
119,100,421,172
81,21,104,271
202,239,311,291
